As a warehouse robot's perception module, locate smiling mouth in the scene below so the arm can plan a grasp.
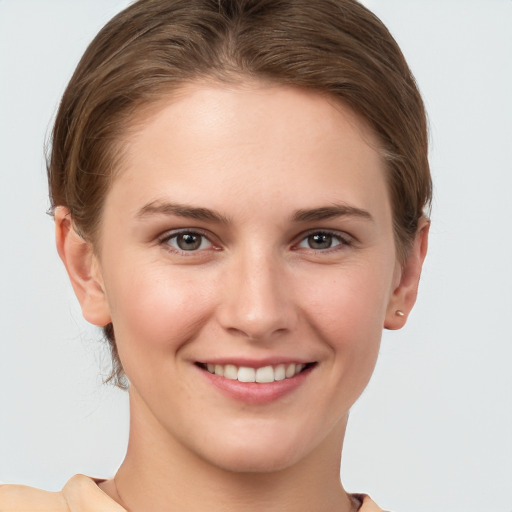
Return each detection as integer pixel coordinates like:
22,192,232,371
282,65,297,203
196,362,316,383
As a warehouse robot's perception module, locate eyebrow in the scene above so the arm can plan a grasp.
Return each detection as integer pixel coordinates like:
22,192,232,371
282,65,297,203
292,204,373,223
136,200,373,224
136,201,230,224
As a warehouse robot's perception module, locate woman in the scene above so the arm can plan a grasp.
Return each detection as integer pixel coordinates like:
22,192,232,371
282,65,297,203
0,0,430,510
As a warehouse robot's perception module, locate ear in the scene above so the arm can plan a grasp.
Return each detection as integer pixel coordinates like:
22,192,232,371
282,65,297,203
55,207,112,327
384,218,430,330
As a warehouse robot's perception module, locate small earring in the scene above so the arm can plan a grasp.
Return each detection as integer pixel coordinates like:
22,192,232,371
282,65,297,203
395,310,405,317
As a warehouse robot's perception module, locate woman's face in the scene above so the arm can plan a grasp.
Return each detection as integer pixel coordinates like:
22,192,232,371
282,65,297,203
86,82,403,472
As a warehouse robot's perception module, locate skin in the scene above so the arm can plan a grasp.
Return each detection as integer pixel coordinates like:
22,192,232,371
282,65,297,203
56,82,428,512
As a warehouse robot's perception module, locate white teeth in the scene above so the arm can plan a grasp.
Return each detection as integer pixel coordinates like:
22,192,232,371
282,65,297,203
238,367,256,382
255,366,274,383
224,364,238,380
204,362,309,382
285,363,296,378
274,364,286,381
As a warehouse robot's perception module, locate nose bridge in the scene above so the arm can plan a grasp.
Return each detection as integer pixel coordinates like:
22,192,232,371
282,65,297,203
218,242,295,340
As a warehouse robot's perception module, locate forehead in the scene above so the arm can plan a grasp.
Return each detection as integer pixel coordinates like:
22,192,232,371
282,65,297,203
108,82,391,227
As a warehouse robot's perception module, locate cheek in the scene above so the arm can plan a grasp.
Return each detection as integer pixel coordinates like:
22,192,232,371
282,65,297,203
297,263,393,388
300,263,392,339
103,263,216,365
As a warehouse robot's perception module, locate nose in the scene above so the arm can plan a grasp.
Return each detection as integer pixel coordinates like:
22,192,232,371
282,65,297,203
216,247,297,342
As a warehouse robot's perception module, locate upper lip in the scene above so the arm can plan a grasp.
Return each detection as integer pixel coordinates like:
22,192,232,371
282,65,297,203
196,357,315,368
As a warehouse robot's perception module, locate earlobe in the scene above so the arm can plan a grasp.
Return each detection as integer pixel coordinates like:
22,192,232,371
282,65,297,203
55,207,112,327
384,218,430,330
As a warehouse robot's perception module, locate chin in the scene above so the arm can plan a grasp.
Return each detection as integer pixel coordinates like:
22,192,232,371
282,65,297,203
188,422,321,475
205,444,302,474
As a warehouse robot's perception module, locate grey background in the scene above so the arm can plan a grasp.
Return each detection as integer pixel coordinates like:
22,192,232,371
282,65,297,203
1,1,511,511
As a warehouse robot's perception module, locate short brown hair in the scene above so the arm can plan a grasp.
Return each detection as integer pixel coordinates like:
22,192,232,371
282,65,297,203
48,0,432,387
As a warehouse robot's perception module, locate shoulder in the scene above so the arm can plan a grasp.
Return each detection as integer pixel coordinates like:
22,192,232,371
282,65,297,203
0,474,125,512
354,493,390,512
0,482,69,511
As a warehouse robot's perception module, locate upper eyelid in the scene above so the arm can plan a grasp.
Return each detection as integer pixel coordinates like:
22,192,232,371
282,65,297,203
156,227,354,249
158,229,218,254
159,227,213,242
294,228,354,244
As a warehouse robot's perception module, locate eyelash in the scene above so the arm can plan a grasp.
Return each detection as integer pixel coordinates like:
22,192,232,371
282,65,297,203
159,228,353,256
294,230,353,252
159,229,216,255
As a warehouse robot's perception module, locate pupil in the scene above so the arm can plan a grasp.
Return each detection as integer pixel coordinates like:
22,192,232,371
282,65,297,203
177,233,201,251
309,233,332,249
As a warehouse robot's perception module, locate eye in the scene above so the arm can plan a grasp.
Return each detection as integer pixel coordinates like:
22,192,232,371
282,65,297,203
296,231,350,251
163,231,213,252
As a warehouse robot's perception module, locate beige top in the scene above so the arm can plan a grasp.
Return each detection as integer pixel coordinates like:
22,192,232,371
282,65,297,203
0,475,386,511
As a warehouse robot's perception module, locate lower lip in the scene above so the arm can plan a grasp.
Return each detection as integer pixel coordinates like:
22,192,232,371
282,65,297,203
197,365,314,405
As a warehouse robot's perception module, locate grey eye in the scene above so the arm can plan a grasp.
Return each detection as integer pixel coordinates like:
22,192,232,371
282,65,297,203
297,232,346,250
307,233,334,249
167,232,212,251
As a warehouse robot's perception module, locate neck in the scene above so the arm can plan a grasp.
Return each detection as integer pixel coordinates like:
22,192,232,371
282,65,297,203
104,389,355,512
